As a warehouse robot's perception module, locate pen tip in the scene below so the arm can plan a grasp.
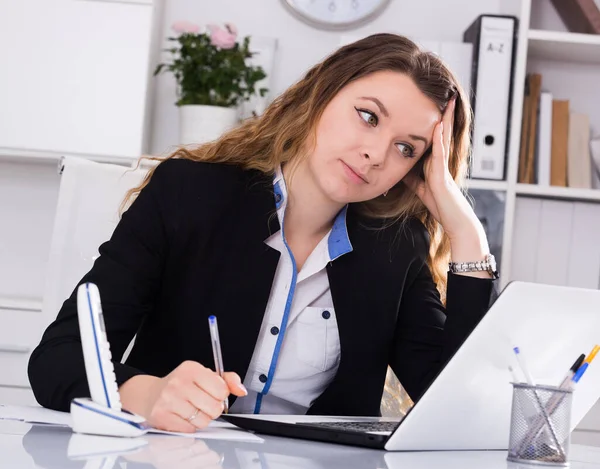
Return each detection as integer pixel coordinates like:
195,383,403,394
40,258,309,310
513,347,520,354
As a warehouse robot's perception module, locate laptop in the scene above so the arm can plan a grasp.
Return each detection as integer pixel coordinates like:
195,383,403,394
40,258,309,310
222,280,600,451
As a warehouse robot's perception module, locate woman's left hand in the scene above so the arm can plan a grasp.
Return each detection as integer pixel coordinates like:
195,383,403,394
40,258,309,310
403,98,483,243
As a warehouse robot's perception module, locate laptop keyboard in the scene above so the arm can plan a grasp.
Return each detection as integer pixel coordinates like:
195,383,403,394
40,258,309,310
300,421,398,434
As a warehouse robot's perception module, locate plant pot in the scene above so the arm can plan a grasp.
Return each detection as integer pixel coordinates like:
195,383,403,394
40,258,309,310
178,105,238,145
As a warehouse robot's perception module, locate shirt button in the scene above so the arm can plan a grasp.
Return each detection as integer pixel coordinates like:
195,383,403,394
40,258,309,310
270,326,279,335
275,193,282,203
322,310,331,320
259,374,268,383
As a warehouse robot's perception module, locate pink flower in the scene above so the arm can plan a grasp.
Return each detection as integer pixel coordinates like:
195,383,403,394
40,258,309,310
171,20,200,34
224,22,238,37
208,24,237,49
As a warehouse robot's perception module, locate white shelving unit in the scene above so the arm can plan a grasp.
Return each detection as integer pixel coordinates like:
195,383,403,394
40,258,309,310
528,29,600,64
0,147,138,167
465,179,509,192
472,0,600,290
476,1,600,432
516,184,600,202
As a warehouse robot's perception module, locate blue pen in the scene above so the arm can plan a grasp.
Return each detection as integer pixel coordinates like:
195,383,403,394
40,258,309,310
513,347,536,385
557,353,586,390
208,315,228,414
568,344,597,389
572,362,589,386
537,360,589,424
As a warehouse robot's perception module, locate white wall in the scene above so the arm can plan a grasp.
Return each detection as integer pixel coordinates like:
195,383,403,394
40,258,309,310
150,0,501,155
0,0,503,306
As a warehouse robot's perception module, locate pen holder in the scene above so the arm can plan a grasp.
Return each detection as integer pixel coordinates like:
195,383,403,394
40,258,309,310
507,383,573,466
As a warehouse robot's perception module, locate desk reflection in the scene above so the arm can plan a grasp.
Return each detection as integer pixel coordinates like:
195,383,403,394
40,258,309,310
20,424,532,469
20,424,384,469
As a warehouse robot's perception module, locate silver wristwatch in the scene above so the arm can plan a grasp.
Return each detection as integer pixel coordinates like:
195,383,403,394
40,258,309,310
449,254,499,279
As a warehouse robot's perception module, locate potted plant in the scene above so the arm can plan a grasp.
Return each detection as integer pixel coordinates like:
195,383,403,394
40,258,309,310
154,21,268,145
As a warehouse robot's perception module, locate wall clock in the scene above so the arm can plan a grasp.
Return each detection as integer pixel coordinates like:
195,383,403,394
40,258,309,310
281,0,392,30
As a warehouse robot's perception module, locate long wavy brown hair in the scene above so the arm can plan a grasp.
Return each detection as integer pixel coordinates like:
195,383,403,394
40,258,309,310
126,33,472,302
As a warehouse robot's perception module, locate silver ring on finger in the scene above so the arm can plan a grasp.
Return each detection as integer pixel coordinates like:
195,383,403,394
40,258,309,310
187,408,200,422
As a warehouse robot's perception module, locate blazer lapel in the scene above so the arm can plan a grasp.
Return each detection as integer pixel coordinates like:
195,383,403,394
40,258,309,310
309,208,398,415
212,172,281,397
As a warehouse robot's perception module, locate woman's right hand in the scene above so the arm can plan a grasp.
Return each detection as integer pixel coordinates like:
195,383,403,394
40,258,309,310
118,360,248,432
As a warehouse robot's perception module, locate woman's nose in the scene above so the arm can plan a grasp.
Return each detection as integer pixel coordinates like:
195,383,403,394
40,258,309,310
361,148,385,167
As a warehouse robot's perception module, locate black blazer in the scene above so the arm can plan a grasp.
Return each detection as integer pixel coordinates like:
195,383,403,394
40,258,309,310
28,159,496,415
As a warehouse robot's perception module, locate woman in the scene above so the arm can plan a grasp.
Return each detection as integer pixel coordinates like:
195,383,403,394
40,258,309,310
28,33,498,432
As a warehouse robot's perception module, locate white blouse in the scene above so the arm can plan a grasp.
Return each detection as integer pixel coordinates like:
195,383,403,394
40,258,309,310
229,166,353,414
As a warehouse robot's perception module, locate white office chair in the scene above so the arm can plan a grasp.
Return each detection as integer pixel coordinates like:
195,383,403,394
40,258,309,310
40,156,149,353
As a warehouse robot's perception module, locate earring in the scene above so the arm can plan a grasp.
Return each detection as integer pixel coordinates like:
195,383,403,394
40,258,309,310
383,190,388,197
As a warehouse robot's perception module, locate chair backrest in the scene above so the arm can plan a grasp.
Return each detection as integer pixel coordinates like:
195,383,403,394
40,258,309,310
40,156,148,332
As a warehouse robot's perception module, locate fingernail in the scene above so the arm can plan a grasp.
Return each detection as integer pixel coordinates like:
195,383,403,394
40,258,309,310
238,383,248,395
440,122,444,133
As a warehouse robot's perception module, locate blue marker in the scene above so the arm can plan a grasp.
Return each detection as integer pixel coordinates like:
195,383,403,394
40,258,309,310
572,362,589,385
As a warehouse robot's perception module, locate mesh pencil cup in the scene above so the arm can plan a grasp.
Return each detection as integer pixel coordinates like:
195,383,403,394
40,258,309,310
507,382,573,466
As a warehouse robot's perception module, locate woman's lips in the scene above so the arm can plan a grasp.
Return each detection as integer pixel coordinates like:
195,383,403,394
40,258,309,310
341,161,368,184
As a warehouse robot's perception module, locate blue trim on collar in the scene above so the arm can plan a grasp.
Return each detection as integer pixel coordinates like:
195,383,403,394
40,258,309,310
328,205,353,261
273,181,284,209
254,205,299,414
251,166,352,413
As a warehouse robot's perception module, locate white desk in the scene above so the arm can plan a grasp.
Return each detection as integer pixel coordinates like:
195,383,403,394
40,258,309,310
1,420,600,469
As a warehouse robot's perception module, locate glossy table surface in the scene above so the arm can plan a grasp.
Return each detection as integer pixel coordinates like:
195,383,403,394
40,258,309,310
1,420,600,469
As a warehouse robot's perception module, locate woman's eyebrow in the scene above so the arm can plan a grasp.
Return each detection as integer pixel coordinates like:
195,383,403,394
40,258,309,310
359,96,389,118
408,134,429,147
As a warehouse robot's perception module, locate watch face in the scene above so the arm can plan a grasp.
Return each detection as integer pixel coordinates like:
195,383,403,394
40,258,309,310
282,0,391,30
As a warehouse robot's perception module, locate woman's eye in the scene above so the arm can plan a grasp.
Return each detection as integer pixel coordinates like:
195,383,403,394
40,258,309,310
396,142,415,158
355,107,378,127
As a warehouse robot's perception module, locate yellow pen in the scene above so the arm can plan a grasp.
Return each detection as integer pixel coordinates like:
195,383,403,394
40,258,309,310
567,344,600,389
584,345,600,365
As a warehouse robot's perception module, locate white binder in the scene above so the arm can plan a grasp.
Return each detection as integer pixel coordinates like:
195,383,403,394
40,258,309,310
463,15,518,180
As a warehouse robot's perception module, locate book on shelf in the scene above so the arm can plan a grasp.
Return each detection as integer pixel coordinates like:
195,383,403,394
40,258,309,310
536,91,553,187
525,74,542,184
549,0,600,35
517,76,531,183
517,81,530,183
568,112,592,189
517,72,597,191
551,99,569,187
517,73,541,185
